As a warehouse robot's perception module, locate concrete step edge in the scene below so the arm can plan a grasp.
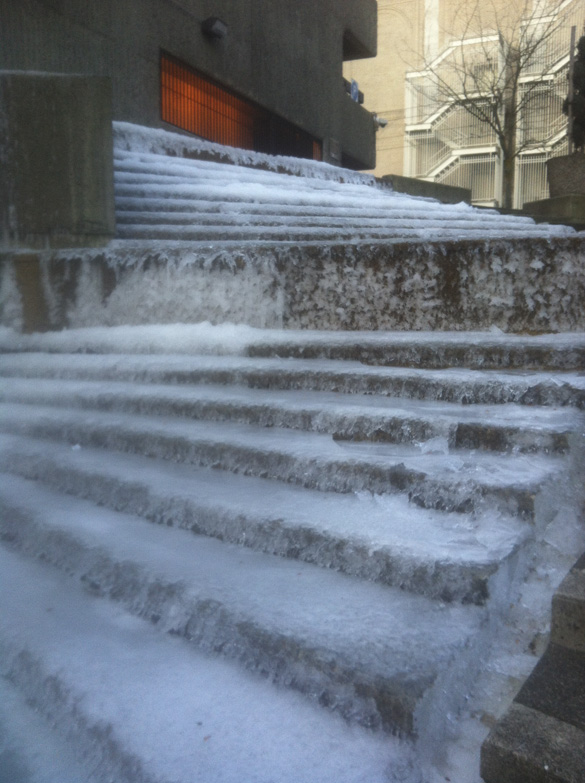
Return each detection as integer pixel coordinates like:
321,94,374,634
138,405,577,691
0,403,564,519
0,435,529,605
0,377,579,455
0,478,484,736
0,353,583,406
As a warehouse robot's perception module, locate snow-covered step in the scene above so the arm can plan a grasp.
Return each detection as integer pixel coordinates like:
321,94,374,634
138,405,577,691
0,476,484,737
115,224,567,244
115,209,540,233
0,376,580,455
111,153,534,231
111,148,575,242
0,547,410,782
113,192,535,226
0,402,565,518
0,434,529,604
1,351,584,408
242,331,585,371
4,327,584,372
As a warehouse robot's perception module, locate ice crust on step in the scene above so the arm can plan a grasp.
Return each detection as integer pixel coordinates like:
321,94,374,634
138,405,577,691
1,320,584,782
113,121,380,187
0,402,566,514
3,323,585,357
0,376,581,452
0,547,405,783
1,348,584,408
110,134,576,244
0,433,530,603
0,474,482,672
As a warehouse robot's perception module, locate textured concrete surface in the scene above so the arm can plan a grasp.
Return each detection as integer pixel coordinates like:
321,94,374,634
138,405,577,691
381,175,471,204
0,0,376,169
481,553,585,783
3,233,585,333
552,554,585,653
523,196,585,230
0,72,115,250
481,702,585,783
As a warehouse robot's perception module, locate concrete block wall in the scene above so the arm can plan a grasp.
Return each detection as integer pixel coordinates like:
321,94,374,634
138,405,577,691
0,72,115,250
1,0,377,170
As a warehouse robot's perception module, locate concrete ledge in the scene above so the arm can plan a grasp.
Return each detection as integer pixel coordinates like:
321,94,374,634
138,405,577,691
2,235,585,333
552,553,585,654
380,175,471,205
522,196,585,231
0,71,115,250
481,554,585,783
481,702,585,783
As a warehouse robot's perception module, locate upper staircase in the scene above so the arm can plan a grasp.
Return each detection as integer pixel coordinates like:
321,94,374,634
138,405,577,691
1,325,584,782
112,123,574,245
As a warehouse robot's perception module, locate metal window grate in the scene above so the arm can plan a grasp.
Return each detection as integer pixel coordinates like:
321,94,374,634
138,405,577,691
160,52,321,160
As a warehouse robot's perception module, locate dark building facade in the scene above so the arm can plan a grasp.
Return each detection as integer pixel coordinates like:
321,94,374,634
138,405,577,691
1,0,377,169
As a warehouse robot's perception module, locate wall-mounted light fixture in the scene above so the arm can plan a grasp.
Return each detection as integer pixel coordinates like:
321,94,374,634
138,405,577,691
201,17,228,39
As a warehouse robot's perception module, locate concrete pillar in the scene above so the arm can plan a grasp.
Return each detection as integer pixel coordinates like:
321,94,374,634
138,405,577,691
0,72,115,250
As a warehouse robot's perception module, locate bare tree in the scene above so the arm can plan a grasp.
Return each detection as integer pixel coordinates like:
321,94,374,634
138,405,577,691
410,0,578,208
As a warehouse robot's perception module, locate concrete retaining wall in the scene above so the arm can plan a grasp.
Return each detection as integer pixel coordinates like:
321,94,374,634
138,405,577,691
2,237,585,334
0,72,115,250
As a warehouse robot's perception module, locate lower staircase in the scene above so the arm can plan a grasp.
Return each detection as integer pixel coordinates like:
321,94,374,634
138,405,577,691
0,326,584,782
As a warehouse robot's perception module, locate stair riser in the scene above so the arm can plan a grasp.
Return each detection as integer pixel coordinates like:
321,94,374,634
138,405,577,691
0,390,570,455
247,344,585,373
0,417,539,519
1,366,582,408
0,451,495,604
0,504,426,736
117,225,556,242
115,211,515,230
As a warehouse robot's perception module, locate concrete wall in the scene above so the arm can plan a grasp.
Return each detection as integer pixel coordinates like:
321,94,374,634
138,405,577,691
2,237,584,334
344,0,425,176
1,0,377,169
381,175,471,204
0,72,115,250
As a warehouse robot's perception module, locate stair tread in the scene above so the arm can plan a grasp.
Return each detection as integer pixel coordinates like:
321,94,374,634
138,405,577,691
0,475,485,736
0,402,564,495
0,547,401,782
0,433,528,577
1,350,583,405
116,223,562,242
1,376,580,437
115,209,528,230
0,473,482,656
109,154,545,229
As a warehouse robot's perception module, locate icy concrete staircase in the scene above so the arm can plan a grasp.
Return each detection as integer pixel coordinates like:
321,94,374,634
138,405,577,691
113,146,574,244
0,328,584,781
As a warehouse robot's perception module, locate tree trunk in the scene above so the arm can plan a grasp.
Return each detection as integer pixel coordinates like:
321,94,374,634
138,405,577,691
501,49,520,210
502,148,516,210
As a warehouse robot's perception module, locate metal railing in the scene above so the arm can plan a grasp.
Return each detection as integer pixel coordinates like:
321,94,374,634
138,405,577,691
522,0,581,75
436,152,500,205
403,0,580,205
515,136,569,207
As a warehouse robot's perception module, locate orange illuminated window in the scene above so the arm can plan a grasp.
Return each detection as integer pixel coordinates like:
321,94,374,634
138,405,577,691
161,52,322,160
